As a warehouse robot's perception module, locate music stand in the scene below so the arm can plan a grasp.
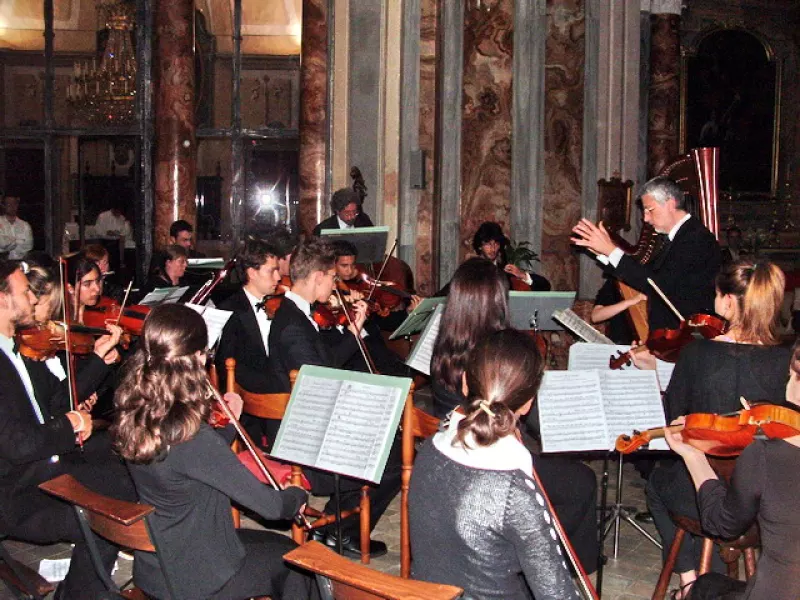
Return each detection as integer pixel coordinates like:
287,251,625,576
508,291,575,331
319,226,390,264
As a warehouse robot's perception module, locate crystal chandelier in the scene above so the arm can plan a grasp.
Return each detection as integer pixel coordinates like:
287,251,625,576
67,0,137,124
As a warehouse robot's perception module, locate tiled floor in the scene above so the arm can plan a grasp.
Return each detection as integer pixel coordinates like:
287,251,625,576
1,460,683,600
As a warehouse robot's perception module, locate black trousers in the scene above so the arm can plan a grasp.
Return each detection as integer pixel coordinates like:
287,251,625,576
212,530,319,600
5,433,136,600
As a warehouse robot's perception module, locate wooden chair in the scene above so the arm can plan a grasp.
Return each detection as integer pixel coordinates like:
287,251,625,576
38,473,162,600
399,395,440,578
226,359,373,564
208,363,242,529
651,458,760,600
0,536,55,600
284,540,463,600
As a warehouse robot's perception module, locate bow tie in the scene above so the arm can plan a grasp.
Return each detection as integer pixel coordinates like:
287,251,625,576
11,337,20,356
254,296,271,318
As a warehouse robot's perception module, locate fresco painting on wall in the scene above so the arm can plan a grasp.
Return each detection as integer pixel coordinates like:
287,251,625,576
683,29,778,194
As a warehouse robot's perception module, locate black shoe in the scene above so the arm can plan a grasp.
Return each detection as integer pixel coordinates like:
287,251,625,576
635,510,654,524
324,534,388,559
310,529,327,543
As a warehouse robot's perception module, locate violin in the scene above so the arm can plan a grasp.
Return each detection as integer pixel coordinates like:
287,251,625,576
15,322,110,361
263,276,291,319
615,403,800,457
609,313,727,369
83,298,150,337
335,277,391,318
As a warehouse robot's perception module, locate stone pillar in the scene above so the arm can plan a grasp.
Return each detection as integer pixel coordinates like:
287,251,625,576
153,0,195,250
460,0,514,262
646,2,681,177
298,0,328,235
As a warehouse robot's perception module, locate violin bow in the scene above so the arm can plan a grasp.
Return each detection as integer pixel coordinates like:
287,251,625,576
205,379,313,530
646,278,685,323
59,257,83,450
367,239,398,303
115,281,134,326
332,285,378,374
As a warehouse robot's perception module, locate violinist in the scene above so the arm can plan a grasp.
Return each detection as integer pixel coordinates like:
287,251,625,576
83,242,125,303
0,259,136,600
430,257,598,573
113,304,318,600
311,187,373,236
664,340,800,600
572,176,720,330
472,221,551,291
64,251,105,323
636,259,791,598
268,238,400,559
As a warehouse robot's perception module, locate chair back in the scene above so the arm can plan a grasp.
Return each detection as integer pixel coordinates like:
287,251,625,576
284,541,462,600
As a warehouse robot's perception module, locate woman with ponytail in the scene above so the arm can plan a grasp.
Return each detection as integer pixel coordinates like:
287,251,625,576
640,258,792,599
113,304,317,600
409,329,580,599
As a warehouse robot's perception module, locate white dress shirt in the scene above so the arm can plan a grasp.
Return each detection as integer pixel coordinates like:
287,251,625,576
0,216,33,260
336,216,354,230
0,333,43,424
243,287,272,356
94,210,134,248
604,214,692,267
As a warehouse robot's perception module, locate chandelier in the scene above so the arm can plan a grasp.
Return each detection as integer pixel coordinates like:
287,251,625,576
67,0,137,125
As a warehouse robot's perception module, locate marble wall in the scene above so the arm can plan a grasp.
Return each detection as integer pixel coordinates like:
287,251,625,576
459,0,514,261
541,0,585,290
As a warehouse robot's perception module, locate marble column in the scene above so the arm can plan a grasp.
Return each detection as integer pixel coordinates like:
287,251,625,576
541,0,585,290
298,0,328,235
153,0,195,250
460,0,514,261
646,11,681,177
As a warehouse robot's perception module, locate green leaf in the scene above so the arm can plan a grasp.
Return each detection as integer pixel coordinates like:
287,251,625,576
505,239,539,270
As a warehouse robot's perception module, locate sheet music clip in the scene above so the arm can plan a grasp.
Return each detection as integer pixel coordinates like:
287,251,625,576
508,291,575,331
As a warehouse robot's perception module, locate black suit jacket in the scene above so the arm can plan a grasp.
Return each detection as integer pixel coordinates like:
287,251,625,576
311,212,374,237
613,216,721,331
268,299,361,392
215,288,283,394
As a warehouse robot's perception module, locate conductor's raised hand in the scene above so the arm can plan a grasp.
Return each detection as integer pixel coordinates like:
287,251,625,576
571,219,617,257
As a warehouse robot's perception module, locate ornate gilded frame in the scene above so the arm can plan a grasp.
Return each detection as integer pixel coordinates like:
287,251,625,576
680,26,781,195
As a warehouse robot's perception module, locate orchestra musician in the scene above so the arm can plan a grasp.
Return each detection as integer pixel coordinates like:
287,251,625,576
632,259,791,598
664,339,800,600
311,188,373,236
144,244,189,291
0,259,136,600
409,329,580,599
83,242,125,303
268,238,400,558
169,219,206,258
113,304,318,600
472,221,551,291
571,176,721,330
430,257,598,573
64,252,106,324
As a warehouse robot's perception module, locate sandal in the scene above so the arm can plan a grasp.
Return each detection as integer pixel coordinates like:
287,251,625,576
669,580,695,600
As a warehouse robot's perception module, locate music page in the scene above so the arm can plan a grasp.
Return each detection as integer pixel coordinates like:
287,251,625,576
537,371,610,452
272,375,343,467
553,309,614,345
568,342,633,372
406,305,443,376
316,380,404,483
599,370,668,450
184,303,233,348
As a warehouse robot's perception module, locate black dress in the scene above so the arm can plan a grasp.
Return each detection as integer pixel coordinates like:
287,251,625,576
691,439,800,600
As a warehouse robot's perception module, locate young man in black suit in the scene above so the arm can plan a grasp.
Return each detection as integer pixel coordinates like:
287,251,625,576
269,238,400,559
311,188,374,236
0,260,136,600
572,176,721,331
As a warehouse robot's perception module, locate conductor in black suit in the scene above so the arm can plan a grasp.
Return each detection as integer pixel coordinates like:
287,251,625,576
311,188,374,236
572,176,721,331
0,260,136,600
268,238,401,559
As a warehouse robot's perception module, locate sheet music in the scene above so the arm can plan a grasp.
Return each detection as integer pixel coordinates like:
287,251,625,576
553,309,614,344
184,303,233,348
139,286,189,306
655,359,675,392
537,371,610,452
568,342,633,371
389,296,446,339
599,370,668,450
273,376,343,467
405,305,443,376
187,257,225,268
316,380,404,482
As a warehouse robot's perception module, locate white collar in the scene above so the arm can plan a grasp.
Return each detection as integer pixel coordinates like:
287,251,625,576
284,290,313,317
336,215,354,229
668,213,691,241
242,287,264,308
433,412,533,474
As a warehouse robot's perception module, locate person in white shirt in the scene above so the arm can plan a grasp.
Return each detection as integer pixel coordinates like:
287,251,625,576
94,203,133,248
0,196,33,260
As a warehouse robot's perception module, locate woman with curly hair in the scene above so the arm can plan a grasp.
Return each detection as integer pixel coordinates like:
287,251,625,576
113,304,317,600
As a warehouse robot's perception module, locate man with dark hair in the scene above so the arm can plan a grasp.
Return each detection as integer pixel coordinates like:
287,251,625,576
268,238,400,558
572,176,721,330
169,219,205,258
0,260,136,599
0,196,33,260
311,188,374,236
215,239,283,394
